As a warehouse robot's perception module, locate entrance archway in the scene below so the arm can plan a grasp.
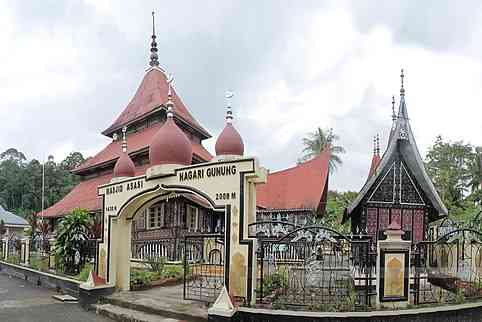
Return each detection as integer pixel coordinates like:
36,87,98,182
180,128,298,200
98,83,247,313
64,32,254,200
96,158,266,304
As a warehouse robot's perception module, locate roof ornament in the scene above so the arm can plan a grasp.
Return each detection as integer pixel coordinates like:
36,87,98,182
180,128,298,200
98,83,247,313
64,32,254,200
122,126,128,153
400,68,405,96
166,73,174,116
391,95,396,122
149,11,159,67
372,135,377,155
225,90,234,123
376,134,380,155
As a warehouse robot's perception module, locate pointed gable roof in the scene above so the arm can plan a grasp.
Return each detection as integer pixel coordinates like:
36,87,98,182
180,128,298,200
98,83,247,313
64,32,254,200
102,68,210,139
347,72,447,218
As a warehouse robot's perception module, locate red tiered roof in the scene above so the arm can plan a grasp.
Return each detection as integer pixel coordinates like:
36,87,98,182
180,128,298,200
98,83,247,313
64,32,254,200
368,153,381,178
256,148,331,211
73,122,212,174
102,68,210,139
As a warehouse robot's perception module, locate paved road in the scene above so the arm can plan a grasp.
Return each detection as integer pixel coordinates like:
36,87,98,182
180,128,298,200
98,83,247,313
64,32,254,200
0,272,111,322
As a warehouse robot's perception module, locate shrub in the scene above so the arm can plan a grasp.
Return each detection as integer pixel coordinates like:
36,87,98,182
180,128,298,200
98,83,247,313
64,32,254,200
130,269,154,288
77,263,94,282
145,255,165,274
262,269,288,295
7,254,20,265
162,264,183,279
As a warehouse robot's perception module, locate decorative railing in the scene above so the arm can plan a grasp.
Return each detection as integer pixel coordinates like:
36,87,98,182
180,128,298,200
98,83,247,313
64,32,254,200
256,225,376,310
413,229,482,305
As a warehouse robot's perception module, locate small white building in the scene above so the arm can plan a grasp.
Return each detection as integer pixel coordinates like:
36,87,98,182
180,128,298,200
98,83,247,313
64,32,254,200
0,205,28,238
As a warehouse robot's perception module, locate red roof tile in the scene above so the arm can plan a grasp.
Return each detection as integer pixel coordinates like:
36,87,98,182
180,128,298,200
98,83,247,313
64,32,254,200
103,68,210,138
74,122,212,173
368,153,381,178
40,165,150,218
42,149,330,218
256,148,331,210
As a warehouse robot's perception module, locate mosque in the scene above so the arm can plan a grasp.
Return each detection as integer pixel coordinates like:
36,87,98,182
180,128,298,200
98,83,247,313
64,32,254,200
39,14,331,253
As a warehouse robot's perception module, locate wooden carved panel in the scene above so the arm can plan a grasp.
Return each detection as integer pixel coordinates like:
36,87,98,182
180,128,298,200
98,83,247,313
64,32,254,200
379,208,390,231
367,208,378,237
400,163,424,205
413,209,424,242
369,164,395,203
391,209,401,227
402,209,413,232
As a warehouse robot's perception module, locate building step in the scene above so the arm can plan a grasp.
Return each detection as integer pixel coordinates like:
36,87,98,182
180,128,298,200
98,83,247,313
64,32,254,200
96,303,187,322
100,296,207,322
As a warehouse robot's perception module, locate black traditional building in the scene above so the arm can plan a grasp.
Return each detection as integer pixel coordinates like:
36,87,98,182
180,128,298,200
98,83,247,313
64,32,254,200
344,70,447,243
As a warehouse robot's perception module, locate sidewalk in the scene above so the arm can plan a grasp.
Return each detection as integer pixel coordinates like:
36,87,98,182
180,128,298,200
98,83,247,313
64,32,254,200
102,284,208,321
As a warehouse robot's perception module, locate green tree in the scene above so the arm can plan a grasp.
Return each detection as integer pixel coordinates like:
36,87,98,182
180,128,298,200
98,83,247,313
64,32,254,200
425,136,475,209
55,208,92,273
60,152,85,171
0,149,85,218
321,190,357,234
300,127,345,172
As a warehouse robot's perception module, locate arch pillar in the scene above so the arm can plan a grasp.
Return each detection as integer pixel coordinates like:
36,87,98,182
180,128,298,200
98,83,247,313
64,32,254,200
96,158,266,300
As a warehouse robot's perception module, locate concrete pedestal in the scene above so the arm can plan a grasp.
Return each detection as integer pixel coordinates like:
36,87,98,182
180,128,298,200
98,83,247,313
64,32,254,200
376,226,411,308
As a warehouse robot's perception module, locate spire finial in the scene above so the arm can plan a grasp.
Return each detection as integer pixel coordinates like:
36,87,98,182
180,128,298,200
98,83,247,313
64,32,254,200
376,134,380,155
225,90,234,123
400,68,405,96
122,126,128,153
149,11,159,67
391,95,396,121
166,73,174,117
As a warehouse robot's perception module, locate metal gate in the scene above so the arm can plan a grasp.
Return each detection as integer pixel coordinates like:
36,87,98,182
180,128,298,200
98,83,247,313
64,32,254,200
256,225,376,310
183,234,225,303
413,228,482,305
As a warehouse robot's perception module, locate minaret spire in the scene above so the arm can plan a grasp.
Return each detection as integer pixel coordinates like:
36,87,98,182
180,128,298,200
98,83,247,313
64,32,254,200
376,134,380,155
149,11,159,67
372,135,377,155
398,68,409,120
122,126,128,153
225,91,234,123
391,95,396,122
166,73,174,116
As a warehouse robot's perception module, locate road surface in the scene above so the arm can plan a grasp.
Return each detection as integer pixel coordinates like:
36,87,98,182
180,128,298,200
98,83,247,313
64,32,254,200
0,272,110,322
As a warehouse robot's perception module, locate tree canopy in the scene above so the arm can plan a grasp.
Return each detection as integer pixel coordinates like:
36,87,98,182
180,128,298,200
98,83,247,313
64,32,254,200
425,136,482,224
0,148,85,218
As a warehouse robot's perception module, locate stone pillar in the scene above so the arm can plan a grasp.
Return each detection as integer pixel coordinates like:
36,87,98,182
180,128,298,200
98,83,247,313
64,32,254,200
225,179,258,305
1,237,7,261
376,223,411,308
21,238,30,266
48,238,56,270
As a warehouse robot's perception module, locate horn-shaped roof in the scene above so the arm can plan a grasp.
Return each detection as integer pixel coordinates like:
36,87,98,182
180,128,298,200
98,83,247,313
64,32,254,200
346,72,447,218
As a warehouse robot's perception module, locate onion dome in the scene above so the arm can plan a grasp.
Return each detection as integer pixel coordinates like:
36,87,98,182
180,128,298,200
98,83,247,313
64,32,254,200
113,127,136,178
215,92,244,156
149,86,193,166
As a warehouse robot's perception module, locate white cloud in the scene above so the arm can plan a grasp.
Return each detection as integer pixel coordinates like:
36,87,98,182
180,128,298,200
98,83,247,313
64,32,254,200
0,1,480,194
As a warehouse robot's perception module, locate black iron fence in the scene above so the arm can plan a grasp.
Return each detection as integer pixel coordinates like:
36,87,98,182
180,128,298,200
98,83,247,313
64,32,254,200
413,228,482,305
28,237,98,276
256,225,376,310
183,234,225,303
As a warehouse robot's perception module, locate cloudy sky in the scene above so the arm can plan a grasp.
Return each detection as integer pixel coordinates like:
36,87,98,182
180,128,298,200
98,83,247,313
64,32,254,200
0,0,481,191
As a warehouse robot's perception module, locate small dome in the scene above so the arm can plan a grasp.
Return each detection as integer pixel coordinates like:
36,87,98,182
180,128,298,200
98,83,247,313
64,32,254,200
114,152,135,178
215,123,244,156
149,107,192,166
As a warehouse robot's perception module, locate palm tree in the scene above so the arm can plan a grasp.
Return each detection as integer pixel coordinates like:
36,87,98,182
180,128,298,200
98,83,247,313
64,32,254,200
300,127,345,172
